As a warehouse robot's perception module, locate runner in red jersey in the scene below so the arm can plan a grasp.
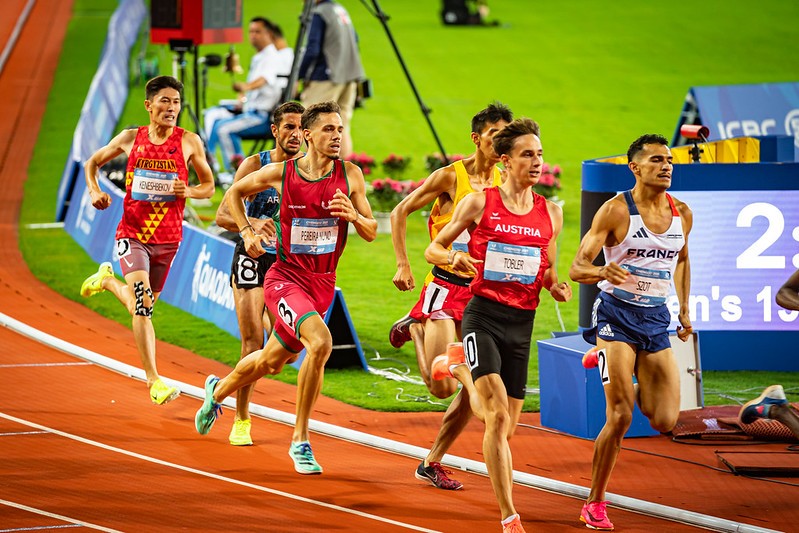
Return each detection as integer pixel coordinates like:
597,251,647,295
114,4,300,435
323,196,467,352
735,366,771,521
79,76,215,405
195,101,377,475
425,118,571,533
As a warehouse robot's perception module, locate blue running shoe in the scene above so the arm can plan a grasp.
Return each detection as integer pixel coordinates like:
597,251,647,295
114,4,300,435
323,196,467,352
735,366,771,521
739,385,788,424
289,441,323,475
195,375,222,435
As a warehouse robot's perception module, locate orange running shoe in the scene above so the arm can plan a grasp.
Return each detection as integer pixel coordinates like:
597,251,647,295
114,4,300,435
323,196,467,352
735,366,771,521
580,501,614,530
582,347,599,369
431,342,465,380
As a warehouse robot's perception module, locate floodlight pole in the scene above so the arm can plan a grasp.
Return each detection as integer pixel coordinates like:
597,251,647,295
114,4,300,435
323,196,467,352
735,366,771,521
362,0,449,164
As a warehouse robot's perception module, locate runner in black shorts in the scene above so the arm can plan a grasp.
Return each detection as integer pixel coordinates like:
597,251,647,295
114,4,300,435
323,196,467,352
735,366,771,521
214,101,304,446
425,118,571,533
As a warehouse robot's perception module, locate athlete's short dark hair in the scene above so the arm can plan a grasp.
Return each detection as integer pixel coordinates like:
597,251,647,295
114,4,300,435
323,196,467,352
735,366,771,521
302,101,341,130
471,102,513,134
493,118,540,157
272,101,305,127
145,76,182,100
627,134,669,162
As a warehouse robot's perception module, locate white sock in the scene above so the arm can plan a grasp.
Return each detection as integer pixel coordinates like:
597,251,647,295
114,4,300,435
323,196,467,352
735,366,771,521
501,514,519,526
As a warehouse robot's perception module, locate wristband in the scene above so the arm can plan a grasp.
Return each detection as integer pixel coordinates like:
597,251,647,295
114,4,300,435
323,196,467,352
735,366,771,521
239,225,254,238
447,249,458,265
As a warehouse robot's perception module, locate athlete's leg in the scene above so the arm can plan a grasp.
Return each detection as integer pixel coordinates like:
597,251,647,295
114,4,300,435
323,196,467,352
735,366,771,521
587,339,637,503
422,318,458,398
424,387,473,466
232,286,266,422
635,347,681,432
123,270,159,386
475,373,518,521
212,333,293,402
292,314,333,444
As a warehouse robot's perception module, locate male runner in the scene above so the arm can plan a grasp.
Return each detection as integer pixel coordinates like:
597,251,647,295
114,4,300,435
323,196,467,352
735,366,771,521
389,103,513,490
570,133,693,530
426,118,571,532
80,75,215,404
195,101,377,475
214,101,304,445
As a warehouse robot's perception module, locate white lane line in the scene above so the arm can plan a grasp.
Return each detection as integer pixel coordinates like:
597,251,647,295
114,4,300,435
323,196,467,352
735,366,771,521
0,412,441,533
0,0,36,76
0,363,92,369
0,431,48,437
0,498,120,532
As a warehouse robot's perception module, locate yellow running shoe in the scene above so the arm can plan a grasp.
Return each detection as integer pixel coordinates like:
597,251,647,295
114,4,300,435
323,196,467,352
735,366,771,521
80,262,114,297
150,378,180,405
229,418,253,446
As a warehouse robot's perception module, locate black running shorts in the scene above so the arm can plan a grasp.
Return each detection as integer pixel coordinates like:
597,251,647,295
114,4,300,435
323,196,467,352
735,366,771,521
229,240,277,289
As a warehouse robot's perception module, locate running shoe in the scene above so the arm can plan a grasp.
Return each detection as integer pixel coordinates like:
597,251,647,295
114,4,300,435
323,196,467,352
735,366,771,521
289,441,323,475
502,515,526,533
80,262,114,297
389,313,418,348
580,501,614,531
195,375,222,435
414,461,463,490
229,418,253,446
582,347,599,369
431,342,465,380
149,378,180,405
739,385,788,424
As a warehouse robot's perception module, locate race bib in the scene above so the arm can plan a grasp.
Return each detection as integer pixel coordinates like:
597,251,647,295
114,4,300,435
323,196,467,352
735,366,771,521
483,241,540,284
451,228,470,252
611,264,671,306
131,168,176,202
289,217,338,255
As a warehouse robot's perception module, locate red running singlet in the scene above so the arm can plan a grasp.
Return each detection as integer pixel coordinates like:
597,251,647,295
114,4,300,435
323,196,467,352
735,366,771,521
116,126,188,244
275,158,350,274
468,187,553,311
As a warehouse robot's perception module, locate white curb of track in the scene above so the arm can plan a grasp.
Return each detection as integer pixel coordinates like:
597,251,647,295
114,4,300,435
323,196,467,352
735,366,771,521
0,311,778,533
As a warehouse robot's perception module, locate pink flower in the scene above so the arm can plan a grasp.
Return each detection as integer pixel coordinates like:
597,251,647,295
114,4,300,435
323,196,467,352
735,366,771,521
552,165,561,175
542,162,551,174
372,178,384,190
538,172,554,187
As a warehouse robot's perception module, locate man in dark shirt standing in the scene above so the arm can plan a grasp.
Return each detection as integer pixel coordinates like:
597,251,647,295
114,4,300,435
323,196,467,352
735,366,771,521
298,0,365,159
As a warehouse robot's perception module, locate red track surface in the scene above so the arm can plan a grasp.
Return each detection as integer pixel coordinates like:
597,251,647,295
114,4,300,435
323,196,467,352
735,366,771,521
1,2,797,532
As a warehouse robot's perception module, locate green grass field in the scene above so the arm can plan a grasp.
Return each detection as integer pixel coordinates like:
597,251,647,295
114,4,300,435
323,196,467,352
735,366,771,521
18,0,799,412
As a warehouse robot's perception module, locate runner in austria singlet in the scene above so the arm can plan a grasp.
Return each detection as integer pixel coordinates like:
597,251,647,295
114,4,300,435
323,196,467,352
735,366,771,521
116,126,188,244
468,187,553,311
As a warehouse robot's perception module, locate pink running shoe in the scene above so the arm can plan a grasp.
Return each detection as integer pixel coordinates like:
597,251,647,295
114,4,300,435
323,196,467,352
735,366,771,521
580,501,614,530
414,461,463,490
582,348,599,369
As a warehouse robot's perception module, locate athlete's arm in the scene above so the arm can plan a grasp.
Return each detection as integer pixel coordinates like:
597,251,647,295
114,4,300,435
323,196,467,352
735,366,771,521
224,162,284,257
175,131,215,200
425,192,484,278
333,161,377,242
215,153,268,233
83,128,136,210
569,197,629,285
674,200,694,341
543,200,572,303
776,269,799,311
390,165,456,291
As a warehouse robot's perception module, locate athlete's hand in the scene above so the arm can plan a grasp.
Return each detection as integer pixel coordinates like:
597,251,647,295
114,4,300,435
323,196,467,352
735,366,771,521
451,251,481,278
599,262,629,285
676,314,693,342
89,189,112,210
242,229,267,258
549,281,572,303
252,218,276,246
173,179,188,199
393,264,415,291
329,188,359,222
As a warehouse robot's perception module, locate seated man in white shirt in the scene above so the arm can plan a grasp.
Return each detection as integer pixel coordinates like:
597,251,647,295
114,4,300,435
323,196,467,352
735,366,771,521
204,18,294,183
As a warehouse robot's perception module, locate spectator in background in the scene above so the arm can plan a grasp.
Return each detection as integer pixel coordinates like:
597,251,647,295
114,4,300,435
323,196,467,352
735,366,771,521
205,18,293,184
298,0,365,159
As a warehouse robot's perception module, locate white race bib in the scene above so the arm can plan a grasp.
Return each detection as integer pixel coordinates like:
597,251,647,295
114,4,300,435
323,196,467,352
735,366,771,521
483,241,540,284
289,217,338,255
131,168,176,202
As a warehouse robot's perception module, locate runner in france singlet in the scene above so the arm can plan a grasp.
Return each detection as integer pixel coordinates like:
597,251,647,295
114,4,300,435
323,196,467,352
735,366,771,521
468,187,553,311
116,126,188,244
245,151,279,254
598,190,685,307
274,158,349,274
427,160,502,276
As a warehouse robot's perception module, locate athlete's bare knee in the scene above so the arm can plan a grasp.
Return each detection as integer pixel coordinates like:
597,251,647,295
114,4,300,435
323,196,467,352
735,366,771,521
605,404,634,431
649,410,679,433
428,379,457,399
304,335,332,366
